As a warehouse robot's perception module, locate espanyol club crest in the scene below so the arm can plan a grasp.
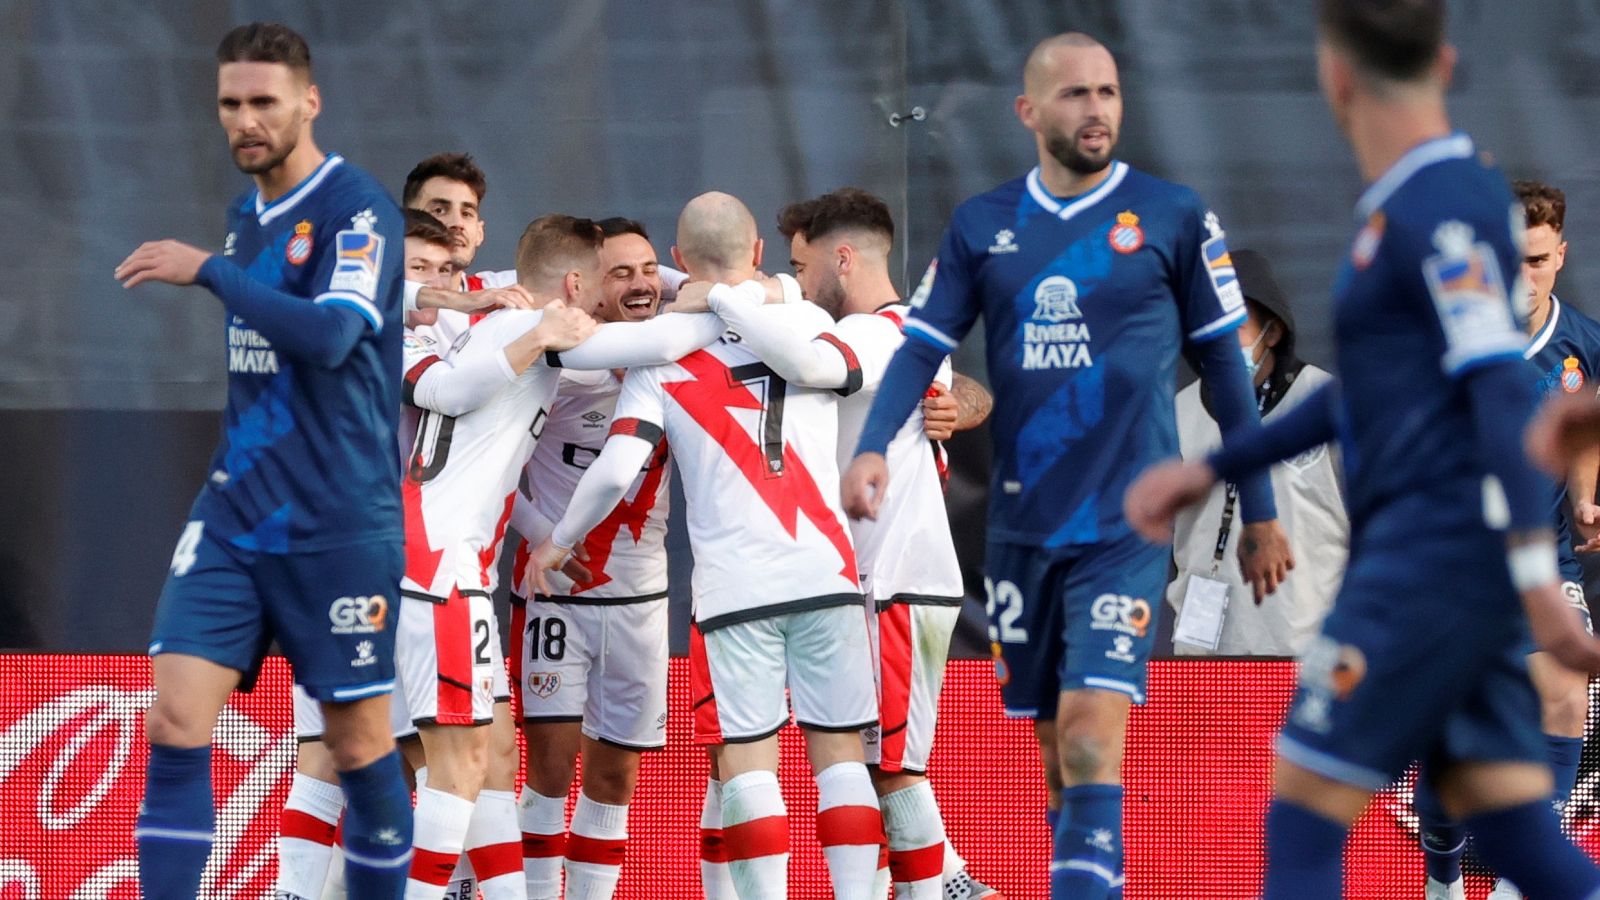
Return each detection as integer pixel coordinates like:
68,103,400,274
1351,211,1384,270
1563,357,1585,393
286,219,313,265
1108,210,1144,254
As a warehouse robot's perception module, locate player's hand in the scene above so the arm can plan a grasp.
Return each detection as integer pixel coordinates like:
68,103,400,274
671,281,714,314
526,538,574,598
922,383,958,442
757,274,789,304
421,283,540,313
560,542,593,585
115,240,212,288
1123,459,1218,544
1574,501,1600,553
405,307,440,329
1522,579,1600,673
1238,520,1294,605
1526,394,1600,476
532,299,598,351
842,452,890,520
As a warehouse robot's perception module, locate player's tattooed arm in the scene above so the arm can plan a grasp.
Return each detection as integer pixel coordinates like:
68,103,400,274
918,372,990,441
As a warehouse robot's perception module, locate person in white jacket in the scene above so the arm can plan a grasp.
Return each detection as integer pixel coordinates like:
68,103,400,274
1166,249,1347,657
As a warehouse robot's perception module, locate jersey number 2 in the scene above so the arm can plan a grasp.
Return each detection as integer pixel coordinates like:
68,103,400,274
984,578,1029,644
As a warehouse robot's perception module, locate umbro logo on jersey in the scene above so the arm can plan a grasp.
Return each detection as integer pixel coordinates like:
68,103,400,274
989,229,1019,254
581,410,607,426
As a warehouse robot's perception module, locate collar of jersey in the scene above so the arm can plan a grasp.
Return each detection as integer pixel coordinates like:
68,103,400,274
1525,295,1563,359
253,153,345,226
1354,133,1473,222
1026,161,1128,222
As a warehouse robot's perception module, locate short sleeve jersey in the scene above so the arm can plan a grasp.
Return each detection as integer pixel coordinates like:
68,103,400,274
904,162,1246,547
401,308,560,599
1330,134,1527,535
518,368,672,601
608,302,861,630
1525,296,1600,579
197,154,405,553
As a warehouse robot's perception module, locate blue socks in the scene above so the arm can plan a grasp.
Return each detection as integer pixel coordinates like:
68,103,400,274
1414,771,1465,885
1548,733,1584,815
136,744,215,900
338,751,414,897
1464,799,1600,898
1262,799,1345,900
1051,784,1122,900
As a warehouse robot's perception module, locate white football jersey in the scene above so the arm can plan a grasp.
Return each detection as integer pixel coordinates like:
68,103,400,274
833,305,963,603
612,302,861,629
514,368,672,601
398,308,476,462
402,308,560,600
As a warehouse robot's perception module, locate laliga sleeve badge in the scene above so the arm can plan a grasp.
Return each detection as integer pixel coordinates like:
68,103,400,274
1563,357,1585,393
1351,211,1384,270
286,219,313,265
1108,210,1144,254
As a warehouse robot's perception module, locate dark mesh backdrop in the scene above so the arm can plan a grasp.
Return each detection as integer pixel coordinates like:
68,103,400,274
5,2,1600,655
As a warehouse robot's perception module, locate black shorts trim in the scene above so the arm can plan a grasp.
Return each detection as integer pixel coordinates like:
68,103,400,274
881,722,907,739
875,593,965,613
295,733,325,744
698,593,864,633
721,721,787,745
532,590,670,606
868,763,928,777
796,718,878,734
460,588,491,599
592,733,667,753
402,588,446,604
412,716,493,728
522,714,585,725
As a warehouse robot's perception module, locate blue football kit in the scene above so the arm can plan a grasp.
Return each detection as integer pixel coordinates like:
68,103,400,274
891,161,1271,714
1526,296,1600,593
147,153,405,702
1212,134,1553,788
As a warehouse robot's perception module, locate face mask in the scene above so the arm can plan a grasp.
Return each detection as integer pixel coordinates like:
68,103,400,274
1241,328,1269,378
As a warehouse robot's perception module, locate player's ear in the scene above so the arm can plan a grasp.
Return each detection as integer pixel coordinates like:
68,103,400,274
1014,94,1035,130
671,245,686,273
1264,319,1284,349
751,237,764,270
302,82,321,123
837,243,853,274
1555,239,1568,274
1433,43,1458,90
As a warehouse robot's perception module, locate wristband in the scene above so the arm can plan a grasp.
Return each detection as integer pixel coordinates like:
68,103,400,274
1508,540,1560,591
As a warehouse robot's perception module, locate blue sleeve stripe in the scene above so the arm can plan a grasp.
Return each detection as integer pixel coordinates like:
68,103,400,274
1445,344,1526,378
1186,306,1247,342
316,291,383,332
904,319,959,351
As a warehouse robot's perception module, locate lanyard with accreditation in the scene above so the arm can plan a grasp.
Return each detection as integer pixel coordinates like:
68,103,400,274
1173,376,1288,650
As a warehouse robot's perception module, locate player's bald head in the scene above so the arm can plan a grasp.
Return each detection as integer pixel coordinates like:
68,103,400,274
675,192,759,272
1023,32,1114,98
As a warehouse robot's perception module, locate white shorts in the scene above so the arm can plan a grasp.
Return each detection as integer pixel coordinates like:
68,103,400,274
510,596,669,750
396,589,504,727
690,604,877,744
863,601,960,773
292,682,417,742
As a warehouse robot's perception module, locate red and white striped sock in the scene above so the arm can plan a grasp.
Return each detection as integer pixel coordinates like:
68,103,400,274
565,794,628,899
815,762,883,900
466,788,525,900
276,772,345,899
700,779,737,900
405,786,474,900
518,786,567,900
721,770,789,900
881,783,947,899
872,833,890,900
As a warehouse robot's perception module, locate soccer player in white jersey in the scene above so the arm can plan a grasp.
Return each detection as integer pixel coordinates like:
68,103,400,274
402,153,534,317
274,210,456,900
527,192,883,900
508,218,672,900
400,214,728,899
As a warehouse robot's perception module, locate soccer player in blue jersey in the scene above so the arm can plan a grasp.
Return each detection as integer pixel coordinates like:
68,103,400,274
1126,2,1600,898
1416,179,1600,900
842,31,1292,898
114,23,414,899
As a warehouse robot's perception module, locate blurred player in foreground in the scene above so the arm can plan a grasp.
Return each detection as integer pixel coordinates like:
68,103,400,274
1126,2,1600,897
118,22,414,899
843,31,1288,899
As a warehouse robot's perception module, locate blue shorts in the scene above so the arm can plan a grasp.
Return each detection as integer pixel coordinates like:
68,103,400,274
984,530,1168,717
1278,534,1545,791
150,518,402,702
